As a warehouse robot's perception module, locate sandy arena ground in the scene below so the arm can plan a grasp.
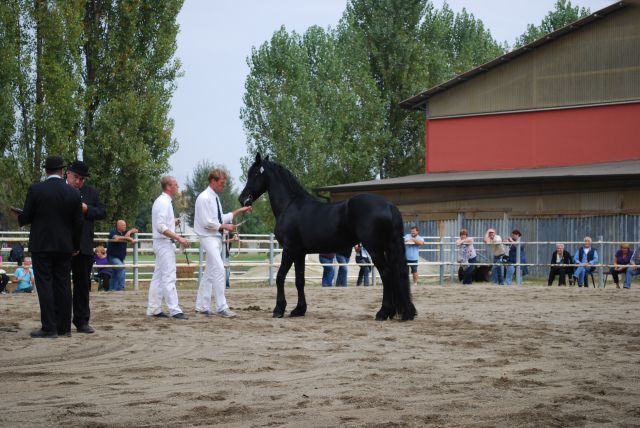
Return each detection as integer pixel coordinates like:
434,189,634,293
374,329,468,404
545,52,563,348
1,283,639,427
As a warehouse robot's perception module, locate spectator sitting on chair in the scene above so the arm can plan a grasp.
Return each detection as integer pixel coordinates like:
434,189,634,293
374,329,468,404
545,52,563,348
93,246,112,292
548,243,573,286
456,229,477,285
484,228,507,285
13,257,35,293
404,226,424,287
504,229,528,285
623,247,640,289
573,236,598,288
106,220,138,291
609,243,632,288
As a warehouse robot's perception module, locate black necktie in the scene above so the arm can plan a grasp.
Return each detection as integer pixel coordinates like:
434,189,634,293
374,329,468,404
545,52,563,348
216,196,222,224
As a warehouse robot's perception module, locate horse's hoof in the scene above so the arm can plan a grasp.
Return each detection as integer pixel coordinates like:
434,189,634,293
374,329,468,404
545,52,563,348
290,307,306,317
375,311,389,321
272,311,284,318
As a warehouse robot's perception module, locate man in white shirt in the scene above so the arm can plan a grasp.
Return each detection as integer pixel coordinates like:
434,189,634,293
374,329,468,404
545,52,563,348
194,169,251,318
146,176,190,319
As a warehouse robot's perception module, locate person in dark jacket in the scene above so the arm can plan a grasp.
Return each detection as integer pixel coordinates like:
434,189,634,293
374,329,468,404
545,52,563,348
16,155,83,338
67,160,106,333
548,243,573,286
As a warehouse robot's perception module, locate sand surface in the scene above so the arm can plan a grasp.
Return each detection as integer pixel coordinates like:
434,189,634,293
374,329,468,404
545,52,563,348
1,284,639,427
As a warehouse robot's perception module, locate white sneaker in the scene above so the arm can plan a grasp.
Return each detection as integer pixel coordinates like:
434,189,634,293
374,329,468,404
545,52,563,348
217,308,237,318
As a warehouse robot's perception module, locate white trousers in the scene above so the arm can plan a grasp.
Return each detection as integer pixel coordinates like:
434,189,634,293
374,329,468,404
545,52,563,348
147,240,183,316
195,236,228,313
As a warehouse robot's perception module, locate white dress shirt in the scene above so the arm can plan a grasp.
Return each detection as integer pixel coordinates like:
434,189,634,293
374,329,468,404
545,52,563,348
194,186,233,237
152,192,175,239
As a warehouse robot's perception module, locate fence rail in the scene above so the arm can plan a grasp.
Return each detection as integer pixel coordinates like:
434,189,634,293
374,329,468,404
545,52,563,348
2,231,639,289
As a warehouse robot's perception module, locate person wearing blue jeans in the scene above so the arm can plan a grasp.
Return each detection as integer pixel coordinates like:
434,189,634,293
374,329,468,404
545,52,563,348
106,220,138,291
504,230,528,285
404,226,424,286
623,248,640,289
573,236,598,287
485,228,506,285
355,244,371,286
319,253,336,287
335,250,351,287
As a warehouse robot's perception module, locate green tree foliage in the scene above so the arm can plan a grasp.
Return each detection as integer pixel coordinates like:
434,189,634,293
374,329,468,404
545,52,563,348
0,0,183,229
241,0,504,189
184,161,237,228
514,0,590,48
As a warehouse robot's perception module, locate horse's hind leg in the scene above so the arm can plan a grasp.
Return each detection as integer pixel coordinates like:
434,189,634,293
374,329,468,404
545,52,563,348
369,250,396,321
290,253,307,317
273,250,294,318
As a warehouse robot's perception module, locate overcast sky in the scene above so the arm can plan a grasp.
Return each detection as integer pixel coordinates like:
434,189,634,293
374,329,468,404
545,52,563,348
168,0,615,190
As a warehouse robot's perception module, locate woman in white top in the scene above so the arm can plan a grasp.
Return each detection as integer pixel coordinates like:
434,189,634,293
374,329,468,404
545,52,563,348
456,229,477,284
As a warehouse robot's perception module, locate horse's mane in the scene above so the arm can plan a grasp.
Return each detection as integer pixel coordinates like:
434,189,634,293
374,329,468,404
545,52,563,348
265,161,310,199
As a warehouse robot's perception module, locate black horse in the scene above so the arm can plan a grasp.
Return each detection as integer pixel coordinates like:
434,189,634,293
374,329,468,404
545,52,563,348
239,154,416,321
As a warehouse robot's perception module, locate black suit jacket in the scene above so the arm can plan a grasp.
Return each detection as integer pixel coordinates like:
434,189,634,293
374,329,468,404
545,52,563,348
18,177,83,253
550,250,572,265
77,184,106,255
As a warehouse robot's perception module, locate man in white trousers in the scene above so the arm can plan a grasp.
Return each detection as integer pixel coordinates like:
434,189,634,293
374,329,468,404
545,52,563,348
194,169,251,318
147,176,190,320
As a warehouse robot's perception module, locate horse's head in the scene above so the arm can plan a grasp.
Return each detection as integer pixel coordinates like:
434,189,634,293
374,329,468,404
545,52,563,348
239,153,269,207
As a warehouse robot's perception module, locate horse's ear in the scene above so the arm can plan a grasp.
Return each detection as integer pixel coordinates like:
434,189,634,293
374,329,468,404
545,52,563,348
255,152,262,164
264,155,270,162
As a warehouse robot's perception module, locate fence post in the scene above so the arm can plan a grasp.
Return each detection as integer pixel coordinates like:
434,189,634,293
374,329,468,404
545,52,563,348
268,233,274,286
515,241,522,285
372,266,377,286
198,244,204,286
133,238,139,291
598,235,604,288
439,239,444,286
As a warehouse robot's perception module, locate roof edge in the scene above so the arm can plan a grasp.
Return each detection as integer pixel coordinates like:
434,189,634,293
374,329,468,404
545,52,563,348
399,1,628,111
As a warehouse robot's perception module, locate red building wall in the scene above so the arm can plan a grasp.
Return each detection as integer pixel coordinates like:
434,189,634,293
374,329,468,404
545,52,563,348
425,103,640,173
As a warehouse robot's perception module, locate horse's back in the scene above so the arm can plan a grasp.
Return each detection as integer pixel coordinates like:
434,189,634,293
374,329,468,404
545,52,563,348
346,194,403,250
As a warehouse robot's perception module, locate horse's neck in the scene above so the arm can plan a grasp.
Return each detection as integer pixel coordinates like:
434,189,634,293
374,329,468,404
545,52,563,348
266,169,308,218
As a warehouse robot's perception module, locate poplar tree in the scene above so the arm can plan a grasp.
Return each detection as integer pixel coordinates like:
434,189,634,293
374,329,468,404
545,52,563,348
0,0,183,227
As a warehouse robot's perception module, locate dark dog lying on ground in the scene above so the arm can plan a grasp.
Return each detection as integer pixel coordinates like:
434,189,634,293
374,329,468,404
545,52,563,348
458,265,491,283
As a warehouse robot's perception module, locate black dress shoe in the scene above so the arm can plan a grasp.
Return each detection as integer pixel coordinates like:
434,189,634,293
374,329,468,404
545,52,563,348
30,329,58,339
76,325,95,334
172,312,188,320
150,312,169,318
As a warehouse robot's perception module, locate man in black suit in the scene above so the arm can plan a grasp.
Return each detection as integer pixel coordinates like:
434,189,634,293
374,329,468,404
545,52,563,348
17,156,83,338
67,160,106,333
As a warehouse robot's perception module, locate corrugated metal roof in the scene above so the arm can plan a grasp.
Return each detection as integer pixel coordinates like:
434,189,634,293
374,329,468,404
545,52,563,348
316,160,640,192
399,1,629,111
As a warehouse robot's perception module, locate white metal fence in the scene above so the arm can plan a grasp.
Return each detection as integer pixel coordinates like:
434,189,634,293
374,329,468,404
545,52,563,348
1,230,639,289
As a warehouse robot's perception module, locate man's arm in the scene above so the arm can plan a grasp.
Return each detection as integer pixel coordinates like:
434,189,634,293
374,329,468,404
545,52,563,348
84,187,106,221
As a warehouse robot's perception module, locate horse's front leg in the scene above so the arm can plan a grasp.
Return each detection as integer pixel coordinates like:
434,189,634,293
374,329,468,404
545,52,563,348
273,250,295,318
290,253,307,317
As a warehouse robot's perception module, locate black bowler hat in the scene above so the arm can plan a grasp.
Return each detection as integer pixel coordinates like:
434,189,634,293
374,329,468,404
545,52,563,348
42,155,66,170
67,160,90,177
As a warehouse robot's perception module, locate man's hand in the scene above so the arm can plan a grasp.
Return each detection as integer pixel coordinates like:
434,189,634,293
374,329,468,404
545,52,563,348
175,218,181,226
177,236,189,249
82,202,88,214
233,206,252,217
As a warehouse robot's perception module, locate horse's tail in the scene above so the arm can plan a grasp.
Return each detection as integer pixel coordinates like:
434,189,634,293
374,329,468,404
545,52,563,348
388,204,417,320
